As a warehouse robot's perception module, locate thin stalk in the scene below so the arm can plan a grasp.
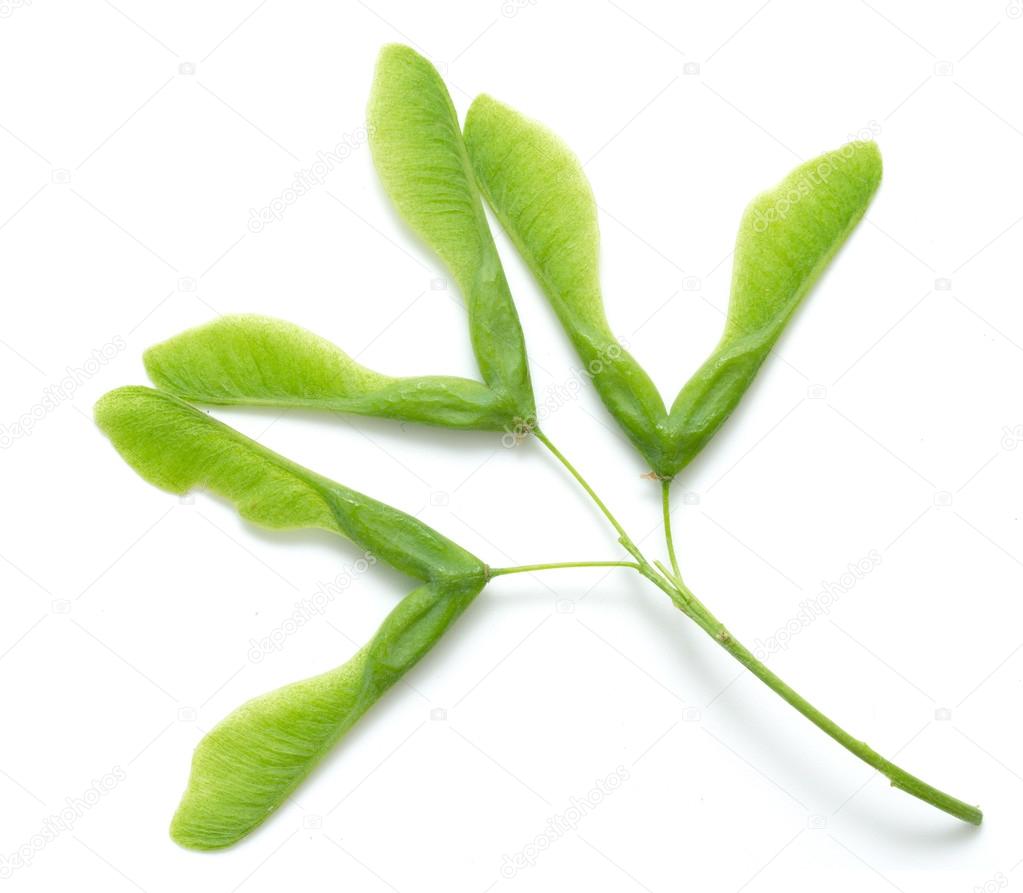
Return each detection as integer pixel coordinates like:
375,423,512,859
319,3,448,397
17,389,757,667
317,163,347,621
531,429,693,614
673,580,982,825
531,431,982,825
661,479,682,582
489,561,640,577
654,560,684,589
533,429,644,566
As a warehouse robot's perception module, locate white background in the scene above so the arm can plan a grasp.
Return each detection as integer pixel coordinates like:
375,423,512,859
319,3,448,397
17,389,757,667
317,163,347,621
2,1,1022,890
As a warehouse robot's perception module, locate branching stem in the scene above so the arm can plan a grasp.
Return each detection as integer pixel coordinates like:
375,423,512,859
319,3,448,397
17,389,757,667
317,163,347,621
532,429,640,559
530,429,982,826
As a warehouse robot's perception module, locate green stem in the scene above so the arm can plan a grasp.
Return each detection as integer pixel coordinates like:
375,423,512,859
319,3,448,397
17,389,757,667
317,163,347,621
533,429,644,564
531,430,982,826
674,581,982,825
489,561,640,577
661,479,682,582
533,430,691,605
654,560,683,589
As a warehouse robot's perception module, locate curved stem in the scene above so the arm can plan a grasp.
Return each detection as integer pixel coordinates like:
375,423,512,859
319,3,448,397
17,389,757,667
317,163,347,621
673,581,982,825
533,429,643,562
661,479,682,582
489,561,640,577
531,430,982,826
532,430,688,615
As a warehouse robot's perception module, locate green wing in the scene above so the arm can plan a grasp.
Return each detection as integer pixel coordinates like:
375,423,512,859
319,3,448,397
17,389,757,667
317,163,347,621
144,315,515,431
665,142,882,475
464,95,671,470
368,45,534,421
97,384,490,849
95,387,484,581
170,576,484,850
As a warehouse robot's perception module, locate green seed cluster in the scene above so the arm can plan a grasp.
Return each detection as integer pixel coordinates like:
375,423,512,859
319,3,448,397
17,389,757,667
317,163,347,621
95,44,981,852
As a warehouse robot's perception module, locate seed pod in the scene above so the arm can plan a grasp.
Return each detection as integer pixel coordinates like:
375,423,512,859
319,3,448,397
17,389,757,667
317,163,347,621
464,95,672,470
170,576,484,849
96,385,490,848
368,45,535,424
665,141,882,474
144,315,516,431
94,386,485,581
